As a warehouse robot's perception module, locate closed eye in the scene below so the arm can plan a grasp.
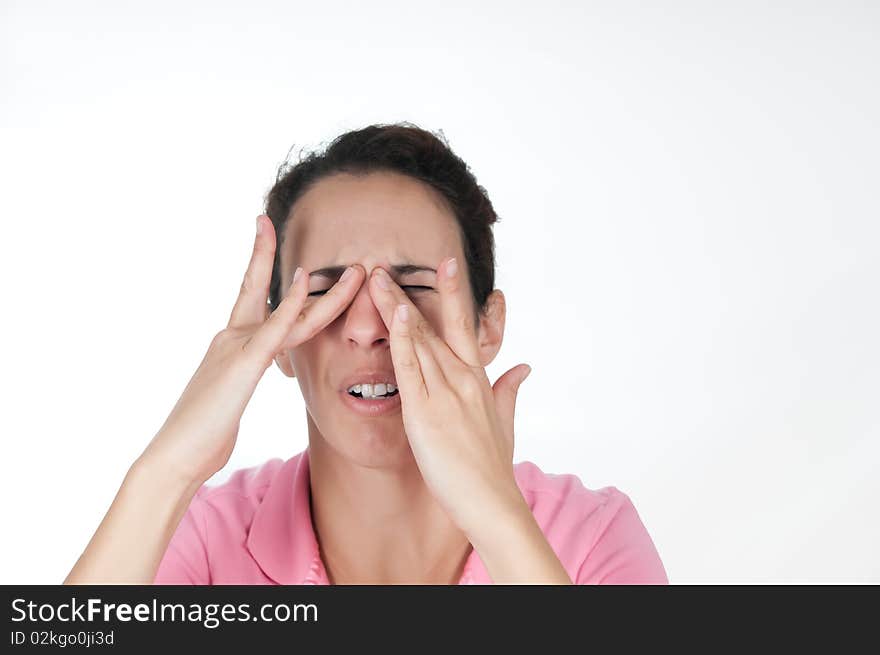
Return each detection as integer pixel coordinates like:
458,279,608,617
307,285,435,297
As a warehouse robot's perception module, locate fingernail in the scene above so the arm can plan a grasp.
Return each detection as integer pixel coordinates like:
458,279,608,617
293,266,303,284
256,216,263,235
340,266,354,283
397,304,409,322
374,268,390,290
446,257,458,278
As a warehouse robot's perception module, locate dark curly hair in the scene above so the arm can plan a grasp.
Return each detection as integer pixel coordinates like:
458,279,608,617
264,122,499,321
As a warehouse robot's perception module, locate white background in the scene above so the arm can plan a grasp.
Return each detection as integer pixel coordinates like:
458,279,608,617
1,1,877,584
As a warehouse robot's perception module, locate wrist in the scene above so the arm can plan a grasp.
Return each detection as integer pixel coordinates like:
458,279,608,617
459,483,573,584
457,479,531,544
133,446,207,495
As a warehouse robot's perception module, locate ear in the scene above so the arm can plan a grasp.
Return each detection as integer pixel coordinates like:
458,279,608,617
274,351,296,378
477,289,506,368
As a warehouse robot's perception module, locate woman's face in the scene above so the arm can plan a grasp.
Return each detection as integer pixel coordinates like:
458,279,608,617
275,171,504,469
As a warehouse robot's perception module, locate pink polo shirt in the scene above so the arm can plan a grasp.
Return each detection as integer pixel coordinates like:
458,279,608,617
154,449,668,585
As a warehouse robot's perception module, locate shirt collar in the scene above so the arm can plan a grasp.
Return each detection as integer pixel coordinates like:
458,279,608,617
245,447,489,585
246,448,327,584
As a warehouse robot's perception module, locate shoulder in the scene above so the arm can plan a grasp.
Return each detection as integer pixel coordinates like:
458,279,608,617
154,455,300,584
513,460,668,584
198,457,289,502
190,455,295,518
514,460,626,535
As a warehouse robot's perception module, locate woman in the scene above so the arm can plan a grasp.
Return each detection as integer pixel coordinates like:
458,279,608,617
64,123,668,585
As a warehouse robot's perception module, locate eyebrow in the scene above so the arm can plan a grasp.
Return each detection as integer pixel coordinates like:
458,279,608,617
309,264,437,279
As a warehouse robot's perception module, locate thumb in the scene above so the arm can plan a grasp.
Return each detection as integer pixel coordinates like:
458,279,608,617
492,363,532,451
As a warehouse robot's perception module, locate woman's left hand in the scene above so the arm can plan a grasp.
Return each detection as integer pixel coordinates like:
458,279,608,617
367,258,532,534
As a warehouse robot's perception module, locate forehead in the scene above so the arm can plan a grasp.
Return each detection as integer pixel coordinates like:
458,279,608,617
281,171,463,274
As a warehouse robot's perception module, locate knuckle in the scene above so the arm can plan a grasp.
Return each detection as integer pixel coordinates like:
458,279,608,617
457,372,483,395
295,308,310,325
274,291,303,317
240,270,255,294
411,318,433,341
269,302,300,330
398,355,419,370
454,312,474,335
280,308,311,340
253,234,271,256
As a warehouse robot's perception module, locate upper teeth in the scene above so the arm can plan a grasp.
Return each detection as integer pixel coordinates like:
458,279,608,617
348,382,397,397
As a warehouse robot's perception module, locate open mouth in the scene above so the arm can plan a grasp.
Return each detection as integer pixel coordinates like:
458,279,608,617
339,377,402,416
348,389,399,399
346,382,397,400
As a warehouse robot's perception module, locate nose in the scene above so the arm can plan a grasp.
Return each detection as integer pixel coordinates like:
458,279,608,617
340,275,389,350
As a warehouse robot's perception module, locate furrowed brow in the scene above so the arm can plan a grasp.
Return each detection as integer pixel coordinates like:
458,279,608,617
308,263,437,279
390,264,437,276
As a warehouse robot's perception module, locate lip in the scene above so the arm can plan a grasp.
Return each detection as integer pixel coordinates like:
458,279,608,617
337,368,401,418
339,370,398,392
339,387,402,417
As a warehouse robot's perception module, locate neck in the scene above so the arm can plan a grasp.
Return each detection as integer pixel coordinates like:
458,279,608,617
306,430,473,585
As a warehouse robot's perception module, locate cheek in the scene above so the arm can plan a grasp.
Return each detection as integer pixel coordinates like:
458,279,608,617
290,342,322,403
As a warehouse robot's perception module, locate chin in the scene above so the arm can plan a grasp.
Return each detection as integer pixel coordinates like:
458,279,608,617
308,411,416,470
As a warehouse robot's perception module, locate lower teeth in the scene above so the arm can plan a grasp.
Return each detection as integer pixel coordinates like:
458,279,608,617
351,390,398,399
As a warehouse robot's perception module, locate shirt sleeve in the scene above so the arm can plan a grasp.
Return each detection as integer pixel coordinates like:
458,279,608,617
153,494,211,585
575,490,669,585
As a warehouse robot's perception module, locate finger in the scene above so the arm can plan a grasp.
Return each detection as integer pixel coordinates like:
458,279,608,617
492,364,532,454
246,264,364,363
369,267,456,388
387,304,428,403
280,264,366,349
437,256,482,368
228,215,276,329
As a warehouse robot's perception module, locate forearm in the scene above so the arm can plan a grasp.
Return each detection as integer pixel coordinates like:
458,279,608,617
465,488,573,585
63,452,204,585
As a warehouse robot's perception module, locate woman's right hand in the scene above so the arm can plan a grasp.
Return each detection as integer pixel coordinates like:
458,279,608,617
141,214,364,486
